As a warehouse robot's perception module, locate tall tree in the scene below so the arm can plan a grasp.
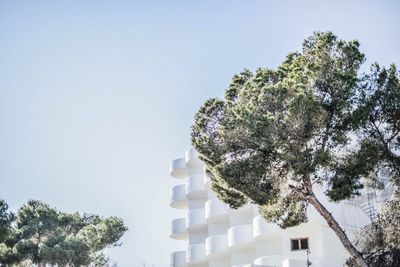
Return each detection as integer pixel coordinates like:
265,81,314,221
191,32,398,267
0,199,128,267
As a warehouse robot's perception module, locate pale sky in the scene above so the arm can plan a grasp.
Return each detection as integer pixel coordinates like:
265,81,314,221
0,1,399,266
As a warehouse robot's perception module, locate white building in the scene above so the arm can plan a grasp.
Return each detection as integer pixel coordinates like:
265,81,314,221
169,148,371,267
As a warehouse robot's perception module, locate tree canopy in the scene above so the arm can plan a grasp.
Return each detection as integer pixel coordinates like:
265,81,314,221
191,32,399,267
0,199,127,267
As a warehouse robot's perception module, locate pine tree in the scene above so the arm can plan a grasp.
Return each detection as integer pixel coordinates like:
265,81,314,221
192,32,399,267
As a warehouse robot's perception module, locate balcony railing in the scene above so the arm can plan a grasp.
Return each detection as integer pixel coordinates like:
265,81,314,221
187,243,207,265
170,158,188,179
205,199,229,222
170,251,186,267
228,224,254,250
170,218,187,240
205,234,228,259
253,215,281,240
170,184,188,209
186,174,207,199
254,255,282,266
186,208,207,231
185,148,204,168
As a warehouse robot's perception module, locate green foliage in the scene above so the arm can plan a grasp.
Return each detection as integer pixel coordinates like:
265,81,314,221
0,200,14,243
353,63,400,186
192,31,373,227
327,139,380,201
192,31,399,226
0,199,128,267
259,194,308,228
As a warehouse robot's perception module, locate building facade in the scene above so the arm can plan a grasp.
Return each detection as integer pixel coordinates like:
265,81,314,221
169,148,371,267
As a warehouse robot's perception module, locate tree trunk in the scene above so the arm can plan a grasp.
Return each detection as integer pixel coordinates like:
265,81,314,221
307,191,369,267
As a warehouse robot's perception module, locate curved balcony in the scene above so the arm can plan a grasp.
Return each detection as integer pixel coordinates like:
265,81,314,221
170,251,186,267
205,234,228,259
187,243,207,265
228,224,254,250
205,199,229,222
186,174,207,199
186,209,207,231
170,218,187,240
253,215,281,240
254,255,281,266
170,184,188,209
185,148,204,168
170,158,188,179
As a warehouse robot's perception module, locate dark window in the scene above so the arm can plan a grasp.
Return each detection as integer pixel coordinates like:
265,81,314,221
300,238,309,249
291,239,300,250
291,238,309,251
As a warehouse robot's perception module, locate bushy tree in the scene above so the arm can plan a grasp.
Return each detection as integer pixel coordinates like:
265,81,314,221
192,32,399,267
0,199,128,267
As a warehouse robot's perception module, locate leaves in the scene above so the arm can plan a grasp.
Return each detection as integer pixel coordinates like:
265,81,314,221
259,193,308,228
0,200,14,243
354,64,400,183
191,31,399,227
327,139,380,201
0,199,128,267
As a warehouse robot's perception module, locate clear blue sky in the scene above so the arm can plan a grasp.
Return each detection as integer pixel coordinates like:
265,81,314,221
0,1,399,266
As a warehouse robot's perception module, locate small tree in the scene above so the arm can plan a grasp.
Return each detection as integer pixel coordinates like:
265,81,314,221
191,32,399,267
0,199,128,267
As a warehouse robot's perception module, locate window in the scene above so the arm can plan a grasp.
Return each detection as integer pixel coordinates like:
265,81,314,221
291,238,309,251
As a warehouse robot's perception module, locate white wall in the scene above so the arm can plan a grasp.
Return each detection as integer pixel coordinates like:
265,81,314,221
169,148,372,267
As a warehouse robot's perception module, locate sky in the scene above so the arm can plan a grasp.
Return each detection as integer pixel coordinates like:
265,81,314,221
0,0,399,266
